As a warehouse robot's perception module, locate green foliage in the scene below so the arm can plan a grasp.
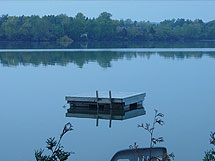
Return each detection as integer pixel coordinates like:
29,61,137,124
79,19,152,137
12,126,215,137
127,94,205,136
58,36,73,43
0,13,215,42
35,123,73,161
203,132,215,161
204,149,215,161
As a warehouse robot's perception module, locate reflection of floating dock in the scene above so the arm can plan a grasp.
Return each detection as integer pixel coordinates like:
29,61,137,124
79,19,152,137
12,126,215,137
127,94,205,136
65,91,146,127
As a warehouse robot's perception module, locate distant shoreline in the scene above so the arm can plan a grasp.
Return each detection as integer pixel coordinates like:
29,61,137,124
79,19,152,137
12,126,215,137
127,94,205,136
1,48,215,53
0,39,215,43
0,40,215,50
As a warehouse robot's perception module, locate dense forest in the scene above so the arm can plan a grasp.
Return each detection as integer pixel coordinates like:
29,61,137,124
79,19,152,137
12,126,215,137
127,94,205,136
0,12,215,42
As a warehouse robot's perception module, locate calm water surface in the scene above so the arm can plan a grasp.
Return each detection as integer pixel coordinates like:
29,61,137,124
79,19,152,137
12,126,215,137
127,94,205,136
0,49,215,161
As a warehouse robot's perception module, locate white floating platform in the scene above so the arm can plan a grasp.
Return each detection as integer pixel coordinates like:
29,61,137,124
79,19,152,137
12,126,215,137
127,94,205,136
65,91,146,105
66,91,146,122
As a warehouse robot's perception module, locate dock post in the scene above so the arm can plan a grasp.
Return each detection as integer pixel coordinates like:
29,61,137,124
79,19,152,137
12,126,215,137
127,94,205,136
109,91,112,128
96,90,99,126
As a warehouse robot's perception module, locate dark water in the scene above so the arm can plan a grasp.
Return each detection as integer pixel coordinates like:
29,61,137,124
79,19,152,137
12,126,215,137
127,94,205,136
0,47,215,161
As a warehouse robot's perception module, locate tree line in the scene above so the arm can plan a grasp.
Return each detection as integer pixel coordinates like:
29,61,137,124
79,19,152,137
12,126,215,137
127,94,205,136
0,12,215,42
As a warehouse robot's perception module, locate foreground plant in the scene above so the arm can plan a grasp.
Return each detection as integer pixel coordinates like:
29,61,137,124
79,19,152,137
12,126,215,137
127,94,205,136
203,132,215,161
131,109,174,161
35,122,74,161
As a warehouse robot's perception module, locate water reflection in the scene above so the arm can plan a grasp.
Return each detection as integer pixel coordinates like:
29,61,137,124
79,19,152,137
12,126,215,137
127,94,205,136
0,48,215,161
0,51,214,68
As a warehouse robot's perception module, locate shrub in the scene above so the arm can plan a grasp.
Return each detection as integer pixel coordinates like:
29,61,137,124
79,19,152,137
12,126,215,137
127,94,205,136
203,132,215,161
35,122,74,161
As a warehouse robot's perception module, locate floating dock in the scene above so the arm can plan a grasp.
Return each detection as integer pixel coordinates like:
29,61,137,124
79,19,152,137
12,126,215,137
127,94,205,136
65,91,146,127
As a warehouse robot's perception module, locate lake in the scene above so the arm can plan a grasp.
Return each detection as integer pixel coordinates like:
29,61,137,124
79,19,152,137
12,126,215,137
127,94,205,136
0,42,215,161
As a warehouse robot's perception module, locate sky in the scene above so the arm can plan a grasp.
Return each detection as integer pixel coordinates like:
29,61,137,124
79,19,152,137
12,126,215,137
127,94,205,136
0,1,215,22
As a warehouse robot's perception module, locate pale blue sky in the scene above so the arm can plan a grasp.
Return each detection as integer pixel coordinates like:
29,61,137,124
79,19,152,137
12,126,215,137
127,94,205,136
0,1,215,22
